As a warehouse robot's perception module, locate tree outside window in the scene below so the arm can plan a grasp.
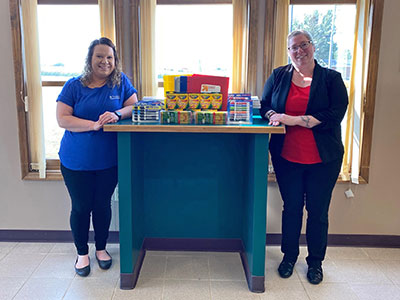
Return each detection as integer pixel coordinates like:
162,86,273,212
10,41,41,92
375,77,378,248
289,5,356,81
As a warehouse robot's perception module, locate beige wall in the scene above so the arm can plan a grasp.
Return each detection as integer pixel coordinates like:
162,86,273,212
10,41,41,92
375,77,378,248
0,0,71,230
1,0,399,235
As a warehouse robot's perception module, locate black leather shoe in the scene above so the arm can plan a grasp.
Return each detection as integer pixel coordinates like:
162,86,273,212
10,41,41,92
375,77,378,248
75,257,90,277
96,250,112,270
307,266,323,284
278,260,295,278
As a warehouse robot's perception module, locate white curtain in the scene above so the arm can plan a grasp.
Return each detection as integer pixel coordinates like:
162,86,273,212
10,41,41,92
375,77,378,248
273,0,289,69
140,0,157,97
232,0,249,93
346,0,371,184
21,0,46,178
99,0,116,43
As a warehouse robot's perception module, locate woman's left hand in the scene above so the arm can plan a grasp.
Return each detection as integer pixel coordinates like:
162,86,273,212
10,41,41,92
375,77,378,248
269,113,297,126
98,111,119,125
270,113,321,128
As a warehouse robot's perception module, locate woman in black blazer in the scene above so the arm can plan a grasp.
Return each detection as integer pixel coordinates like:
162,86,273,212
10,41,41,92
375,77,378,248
260,30,348,285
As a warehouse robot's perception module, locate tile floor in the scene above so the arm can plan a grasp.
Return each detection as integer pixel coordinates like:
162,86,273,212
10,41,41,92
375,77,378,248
0,242,400,299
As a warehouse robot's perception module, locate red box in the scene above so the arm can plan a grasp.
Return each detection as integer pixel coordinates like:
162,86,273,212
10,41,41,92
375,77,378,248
186,74,230,111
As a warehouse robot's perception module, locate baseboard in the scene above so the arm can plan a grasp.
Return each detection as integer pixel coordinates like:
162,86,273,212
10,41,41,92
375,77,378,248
0,230,399,248
266,233,400,248
120,246,145,290
0,230,119,244
240,251,265,293
144,237,243,252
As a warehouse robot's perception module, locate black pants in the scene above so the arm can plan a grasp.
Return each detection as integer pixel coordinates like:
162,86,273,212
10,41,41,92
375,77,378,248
61,164,118,255
272,155,342,267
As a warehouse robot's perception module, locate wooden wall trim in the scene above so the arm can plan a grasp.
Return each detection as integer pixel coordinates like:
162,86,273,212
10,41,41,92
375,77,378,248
263,0,275,83
359,0,384,183
9,0,29,179
42,81,65,87
246,0,258,95
115,0,141,99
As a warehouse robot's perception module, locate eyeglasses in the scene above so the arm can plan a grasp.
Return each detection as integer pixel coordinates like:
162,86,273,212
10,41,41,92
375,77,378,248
288,40,313,52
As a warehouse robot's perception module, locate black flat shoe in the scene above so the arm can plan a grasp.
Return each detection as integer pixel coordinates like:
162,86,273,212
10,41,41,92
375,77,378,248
96,250,112,270
278,260,295,278
75,257,90,277
307,266,323,284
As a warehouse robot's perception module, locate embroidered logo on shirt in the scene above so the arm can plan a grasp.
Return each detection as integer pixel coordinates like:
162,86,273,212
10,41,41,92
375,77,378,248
110,95,120,100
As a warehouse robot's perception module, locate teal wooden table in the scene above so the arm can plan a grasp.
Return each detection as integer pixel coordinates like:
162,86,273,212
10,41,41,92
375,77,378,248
104,117,284,293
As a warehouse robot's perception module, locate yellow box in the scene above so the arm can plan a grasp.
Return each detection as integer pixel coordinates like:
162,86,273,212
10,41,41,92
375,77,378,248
163,74,192,98
176,94,189,111
200,94,212,110
211,93,223,110
189,93,201,111
166,92,178,110
163,75,178,98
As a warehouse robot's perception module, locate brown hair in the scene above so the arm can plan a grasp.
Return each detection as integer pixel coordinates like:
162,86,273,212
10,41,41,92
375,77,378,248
80,37,122,88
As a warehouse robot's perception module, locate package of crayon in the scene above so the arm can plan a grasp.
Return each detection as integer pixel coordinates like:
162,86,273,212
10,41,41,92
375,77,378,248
211,93,223,110
166,92,178,110
161,110,170,123
213,111,227,124
194,111,206,124
176,111,192,124
204,111,227,125
189,93,201,111
161,110,192,124
200,94,212,110
167,111,179,123
194,111,227,125
176,94,189,110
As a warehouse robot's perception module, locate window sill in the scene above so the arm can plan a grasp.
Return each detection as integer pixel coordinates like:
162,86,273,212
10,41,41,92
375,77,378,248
22,170,367,184
268,173,367,184
23,170,63,181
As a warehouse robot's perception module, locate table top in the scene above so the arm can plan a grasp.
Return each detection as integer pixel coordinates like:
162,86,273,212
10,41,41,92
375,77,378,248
103,116,285,134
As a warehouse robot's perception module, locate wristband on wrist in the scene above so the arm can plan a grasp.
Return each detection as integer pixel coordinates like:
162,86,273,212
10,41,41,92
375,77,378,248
266,110,276,119
114,111,122,121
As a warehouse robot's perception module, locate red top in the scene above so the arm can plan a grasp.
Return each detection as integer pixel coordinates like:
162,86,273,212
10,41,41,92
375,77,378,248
281,82,322,164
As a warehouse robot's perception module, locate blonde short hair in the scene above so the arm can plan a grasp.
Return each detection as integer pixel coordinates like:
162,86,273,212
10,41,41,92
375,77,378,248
287,30,313,45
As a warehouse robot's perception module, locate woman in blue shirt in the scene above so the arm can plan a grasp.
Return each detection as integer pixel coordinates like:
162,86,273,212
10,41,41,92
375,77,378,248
56,37,138,277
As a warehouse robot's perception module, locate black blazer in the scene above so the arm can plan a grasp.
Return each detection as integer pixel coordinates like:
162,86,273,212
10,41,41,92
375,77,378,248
260,62,348,163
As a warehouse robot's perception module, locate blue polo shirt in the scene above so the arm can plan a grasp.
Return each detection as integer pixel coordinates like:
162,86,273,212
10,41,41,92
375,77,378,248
57,73,137,171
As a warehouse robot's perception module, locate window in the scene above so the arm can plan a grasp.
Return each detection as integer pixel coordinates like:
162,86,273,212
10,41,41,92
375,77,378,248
289,3,356,167
289,4,356,82
9,0,100,179
9,0,384,182
155,3,233,97
287,0,384,183
38,4,100,160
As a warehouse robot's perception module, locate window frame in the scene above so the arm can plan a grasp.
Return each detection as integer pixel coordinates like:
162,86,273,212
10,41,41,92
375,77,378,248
290,0,383,183
266,0,382,184
358,0,384,183
40,1,100,174
155,0,233,89
9,0,98,180
9,0,383,183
